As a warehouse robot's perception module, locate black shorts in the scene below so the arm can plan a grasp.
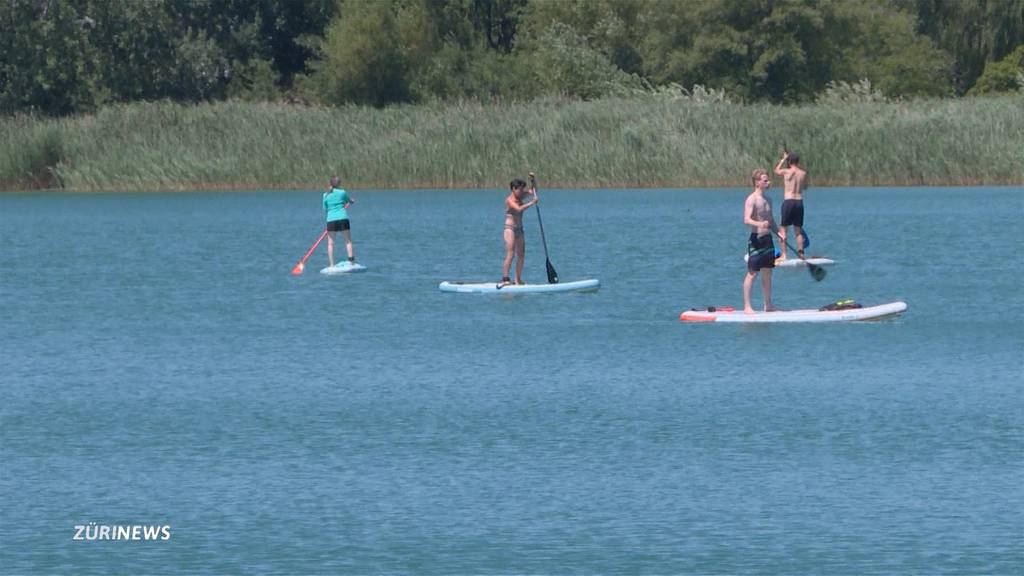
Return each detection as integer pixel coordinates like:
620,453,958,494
780,199,804,227
326,219,350,232
747,233,776,273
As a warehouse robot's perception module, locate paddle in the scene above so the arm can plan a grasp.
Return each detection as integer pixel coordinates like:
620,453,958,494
529,172,558,284
775,232,826,281
291,229,327,275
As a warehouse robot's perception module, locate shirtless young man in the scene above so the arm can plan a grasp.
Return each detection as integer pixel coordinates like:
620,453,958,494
773,150,808,260
743,169,780,314
502,178,538,285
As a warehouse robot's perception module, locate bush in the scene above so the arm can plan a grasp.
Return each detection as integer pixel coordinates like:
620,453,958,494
970,46,1024,95
528,22,644,100
226,59,282,102
310,0,410,106
639,82,733,104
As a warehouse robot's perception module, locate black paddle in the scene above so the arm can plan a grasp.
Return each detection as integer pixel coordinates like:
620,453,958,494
776,232,826,281
529,172,558,284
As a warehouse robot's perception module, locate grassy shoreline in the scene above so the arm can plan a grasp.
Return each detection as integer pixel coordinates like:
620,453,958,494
2,96,1022,192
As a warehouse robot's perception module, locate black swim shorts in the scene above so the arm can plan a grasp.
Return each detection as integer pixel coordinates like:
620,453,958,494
326,219,350,232
747,233,776,273
780,199,804,227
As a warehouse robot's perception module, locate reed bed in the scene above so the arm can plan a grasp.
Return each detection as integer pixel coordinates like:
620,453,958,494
1,95,1021,191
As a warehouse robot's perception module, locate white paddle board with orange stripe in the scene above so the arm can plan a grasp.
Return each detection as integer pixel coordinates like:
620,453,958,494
679,301,907,323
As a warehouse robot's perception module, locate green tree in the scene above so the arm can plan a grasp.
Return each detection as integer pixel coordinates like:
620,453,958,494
0,0,101,115
970,45,1024,94
406,0,532,101
895,0,1024,93
163,0,266,101
637,0,951,102
425,0,529,52
750,0,832,102
307,0,533,104
523,0,647,75
227,58,282,101
525,21,643,99
826,0,952,98
172,29,230,102
78,0,179,103
258,0,338,86
312,0,411,106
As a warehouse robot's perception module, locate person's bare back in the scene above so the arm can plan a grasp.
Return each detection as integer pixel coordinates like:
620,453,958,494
775,152,807,200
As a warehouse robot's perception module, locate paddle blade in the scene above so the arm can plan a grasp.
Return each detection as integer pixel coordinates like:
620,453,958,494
809,263,826,282
546,259,558,284
291,262,305,275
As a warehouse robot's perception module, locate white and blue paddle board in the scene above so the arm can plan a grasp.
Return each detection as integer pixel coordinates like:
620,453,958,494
743,254,834,268
320,262,367,275
439,279,600,294
679,301,907,323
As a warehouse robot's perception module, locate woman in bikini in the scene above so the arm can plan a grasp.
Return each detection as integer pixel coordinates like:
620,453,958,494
502,178,538,285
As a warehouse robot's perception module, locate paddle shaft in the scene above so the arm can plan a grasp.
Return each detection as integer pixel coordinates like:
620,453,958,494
775,231,826,281
292,230,328,273
529,174,558,283
534,198,551,261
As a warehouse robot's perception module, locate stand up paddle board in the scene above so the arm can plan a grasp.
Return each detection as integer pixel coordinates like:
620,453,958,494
743,254,834,268
679,301,906,323
439,279,600,294
320,262,367,275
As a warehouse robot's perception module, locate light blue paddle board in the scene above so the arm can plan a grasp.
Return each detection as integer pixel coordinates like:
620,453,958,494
320,262,367,275
439,279,600,294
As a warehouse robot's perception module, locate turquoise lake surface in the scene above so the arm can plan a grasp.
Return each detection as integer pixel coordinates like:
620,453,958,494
2,187,1021,574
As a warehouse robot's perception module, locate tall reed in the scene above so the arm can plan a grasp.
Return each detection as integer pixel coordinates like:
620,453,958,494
1,95,1020,191
0,116,66,189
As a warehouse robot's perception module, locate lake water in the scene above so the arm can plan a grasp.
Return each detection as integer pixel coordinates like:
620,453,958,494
2,187,1021,574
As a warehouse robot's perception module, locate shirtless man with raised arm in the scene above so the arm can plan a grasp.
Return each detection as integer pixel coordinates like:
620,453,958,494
744,169,780,314
773,150,808,260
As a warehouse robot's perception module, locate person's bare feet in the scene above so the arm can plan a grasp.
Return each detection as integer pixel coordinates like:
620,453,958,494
764,305,779,312
744,307,756,314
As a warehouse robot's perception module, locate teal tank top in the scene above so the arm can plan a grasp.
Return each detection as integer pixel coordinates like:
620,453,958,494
323,188,350,222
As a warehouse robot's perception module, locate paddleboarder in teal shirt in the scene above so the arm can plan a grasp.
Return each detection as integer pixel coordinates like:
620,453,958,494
323,176,356,267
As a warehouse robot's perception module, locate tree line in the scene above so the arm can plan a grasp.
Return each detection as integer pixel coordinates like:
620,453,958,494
1,0,1021,116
